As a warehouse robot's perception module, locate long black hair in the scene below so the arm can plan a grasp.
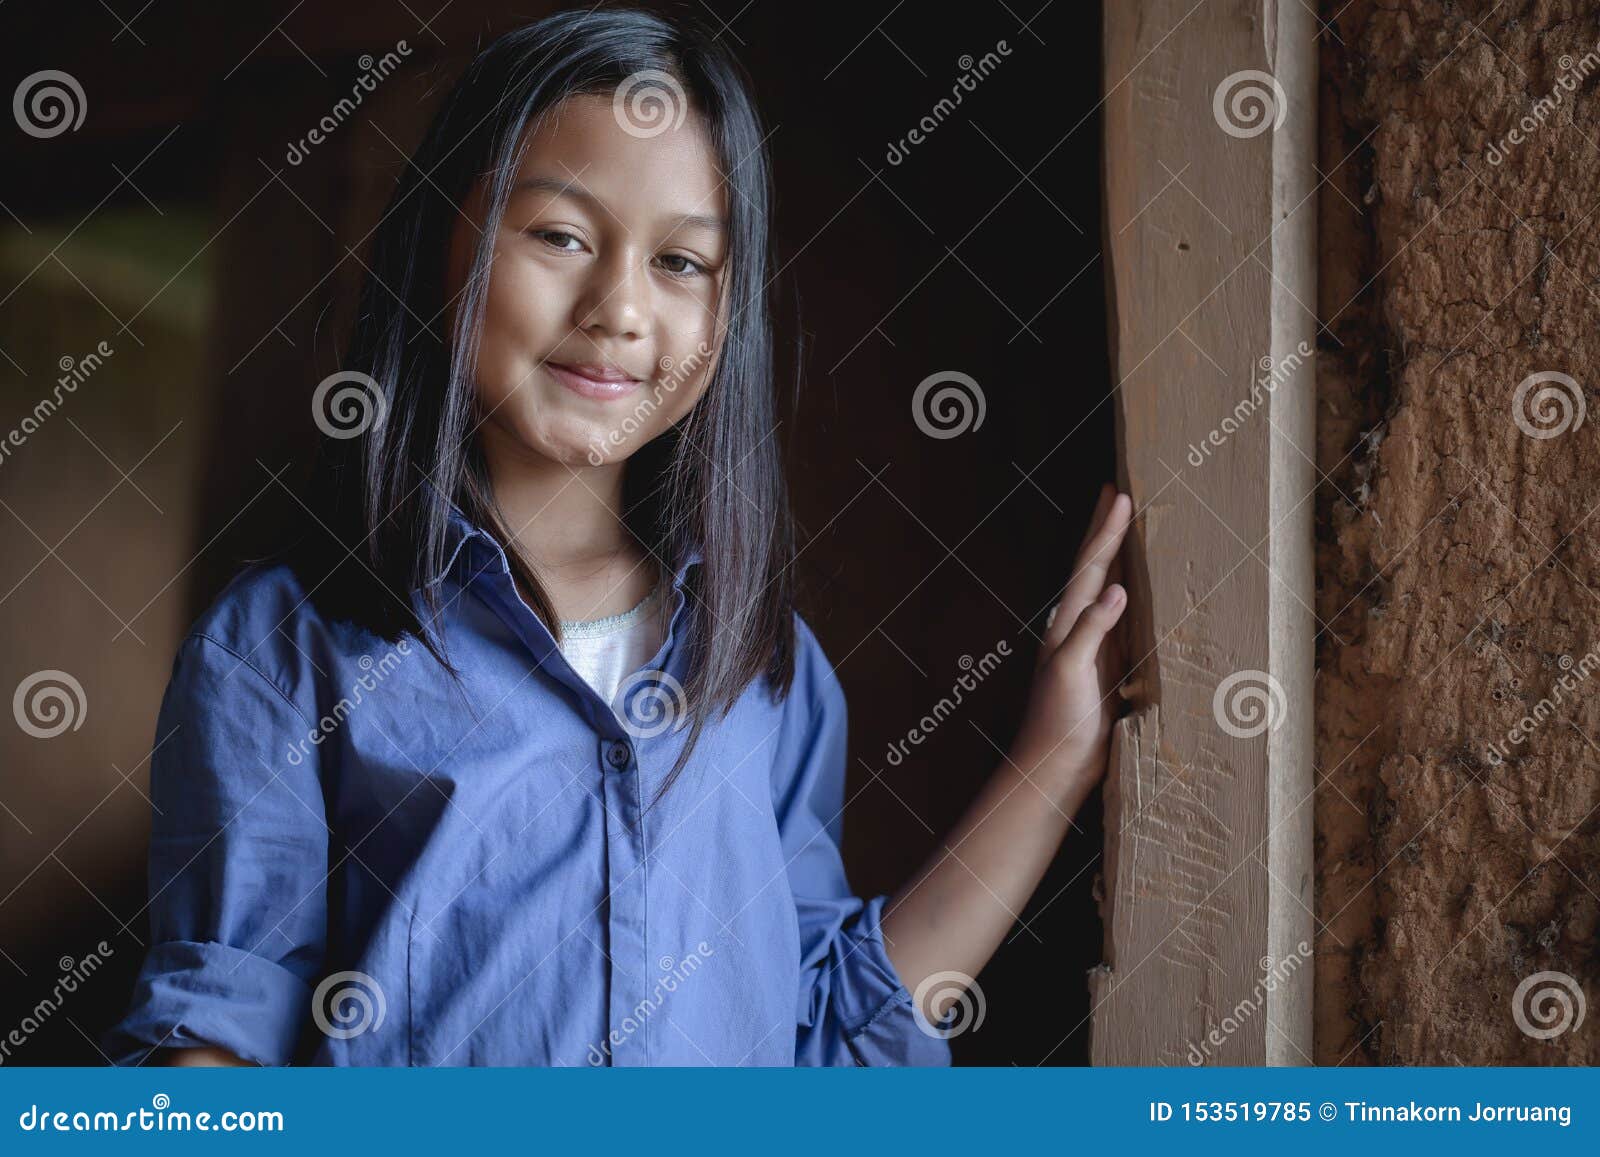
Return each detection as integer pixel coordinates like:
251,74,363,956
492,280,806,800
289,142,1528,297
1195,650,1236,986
295,6,797,802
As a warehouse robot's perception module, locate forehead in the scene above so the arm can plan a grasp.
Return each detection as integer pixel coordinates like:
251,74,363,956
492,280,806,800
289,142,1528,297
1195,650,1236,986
514,92,727,221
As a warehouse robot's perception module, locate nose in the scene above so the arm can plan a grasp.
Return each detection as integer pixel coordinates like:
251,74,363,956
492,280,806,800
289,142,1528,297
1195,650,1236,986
573,245,650,342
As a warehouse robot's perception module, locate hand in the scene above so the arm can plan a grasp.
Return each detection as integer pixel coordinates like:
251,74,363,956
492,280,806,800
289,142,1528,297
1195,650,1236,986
1007,482,1133,796
164,1045,254,1066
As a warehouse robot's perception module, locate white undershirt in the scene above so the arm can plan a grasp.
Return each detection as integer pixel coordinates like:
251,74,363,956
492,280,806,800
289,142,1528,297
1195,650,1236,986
557,578,670,718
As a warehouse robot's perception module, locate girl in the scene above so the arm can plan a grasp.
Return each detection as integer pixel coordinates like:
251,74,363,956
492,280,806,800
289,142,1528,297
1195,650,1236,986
106,6,1131,1067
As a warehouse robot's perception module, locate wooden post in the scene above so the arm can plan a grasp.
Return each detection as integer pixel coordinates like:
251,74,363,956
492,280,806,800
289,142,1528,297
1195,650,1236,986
1090,0,1316,1065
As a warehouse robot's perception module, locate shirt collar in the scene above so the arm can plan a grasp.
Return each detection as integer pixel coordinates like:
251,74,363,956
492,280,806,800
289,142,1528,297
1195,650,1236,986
418,487,704,596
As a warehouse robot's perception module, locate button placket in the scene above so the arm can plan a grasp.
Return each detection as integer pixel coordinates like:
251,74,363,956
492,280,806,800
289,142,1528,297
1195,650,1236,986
598,727,647,1065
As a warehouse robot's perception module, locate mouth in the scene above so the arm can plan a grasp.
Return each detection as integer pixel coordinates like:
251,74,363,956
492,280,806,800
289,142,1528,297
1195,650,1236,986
544,361,645,401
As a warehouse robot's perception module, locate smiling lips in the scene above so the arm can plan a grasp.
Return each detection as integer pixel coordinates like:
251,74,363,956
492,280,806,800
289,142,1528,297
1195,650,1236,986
545,360,645,400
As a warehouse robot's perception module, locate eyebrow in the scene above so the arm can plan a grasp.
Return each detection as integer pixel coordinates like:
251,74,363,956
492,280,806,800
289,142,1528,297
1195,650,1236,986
510,175,726,234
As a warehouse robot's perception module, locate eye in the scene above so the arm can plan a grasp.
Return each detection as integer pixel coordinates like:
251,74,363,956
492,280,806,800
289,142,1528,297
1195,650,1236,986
532,229,584,253
656,253,704,279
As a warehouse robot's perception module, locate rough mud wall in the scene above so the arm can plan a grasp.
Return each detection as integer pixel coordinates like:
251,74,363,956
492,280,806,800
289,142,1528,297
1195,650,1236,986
1316,0,1600,1063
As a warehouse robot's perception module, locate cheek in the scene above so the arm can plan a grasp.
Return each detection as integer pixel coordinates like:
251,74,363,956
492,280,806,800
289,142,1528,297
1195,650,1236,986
475,249,566,400
643,344,719,432
652,283,726,411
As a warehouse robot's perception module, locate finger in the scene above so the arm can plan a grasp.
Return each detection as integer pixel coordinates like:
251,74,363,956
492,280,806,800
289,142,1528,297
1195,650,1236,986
1059,582,1127,670
1095,590,1130,687
1045,485,1113,614
1044,492,1133,653
1102,529,1128,676
1106,512,1126,587
1070,491,1131,596
1040,486,1112,656
1085,481,1114,539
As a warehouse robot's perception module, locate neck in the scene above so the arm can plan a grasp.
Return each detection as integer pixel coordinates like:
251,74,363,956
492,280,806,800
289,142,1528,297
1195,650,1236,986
478,423,635,573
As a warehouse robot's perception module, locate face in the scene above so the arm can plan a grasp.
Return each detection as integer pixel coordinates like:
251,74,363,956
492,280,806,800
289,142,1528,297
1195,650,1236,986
450,91,730,469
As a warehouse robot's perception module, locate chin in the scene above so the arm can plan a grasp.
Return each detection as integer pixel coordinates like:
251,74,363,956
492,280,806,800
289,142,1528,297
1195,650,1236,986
531,421,631,468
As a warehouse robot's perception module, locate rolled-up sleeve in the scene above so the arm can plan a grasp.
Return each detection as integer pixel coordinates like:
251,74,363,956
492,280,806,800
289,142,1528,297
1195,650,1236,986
774,623,952,1067
103,634,329,1066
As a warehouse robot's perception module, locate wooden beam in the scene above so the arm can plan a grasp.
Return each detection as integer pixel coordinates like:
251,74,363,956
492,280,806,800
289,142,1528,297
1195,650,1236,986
1090,0,1316,1065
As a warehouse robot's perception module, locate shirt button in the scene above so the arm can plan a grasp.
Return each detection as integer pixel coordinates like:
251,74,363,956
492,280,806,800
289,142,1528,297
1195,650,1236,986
605,739,632,771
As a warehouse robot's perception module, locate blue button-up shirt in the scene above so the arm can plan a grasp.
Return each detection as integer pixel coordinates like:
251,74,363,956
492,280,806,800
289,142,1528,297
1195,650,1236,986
105,503,951,1067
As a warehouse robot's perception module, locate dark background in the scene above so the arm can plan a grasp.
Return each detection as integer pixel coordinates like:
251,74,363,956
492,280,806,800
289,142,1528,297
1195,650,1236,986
0,0,1110,1064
